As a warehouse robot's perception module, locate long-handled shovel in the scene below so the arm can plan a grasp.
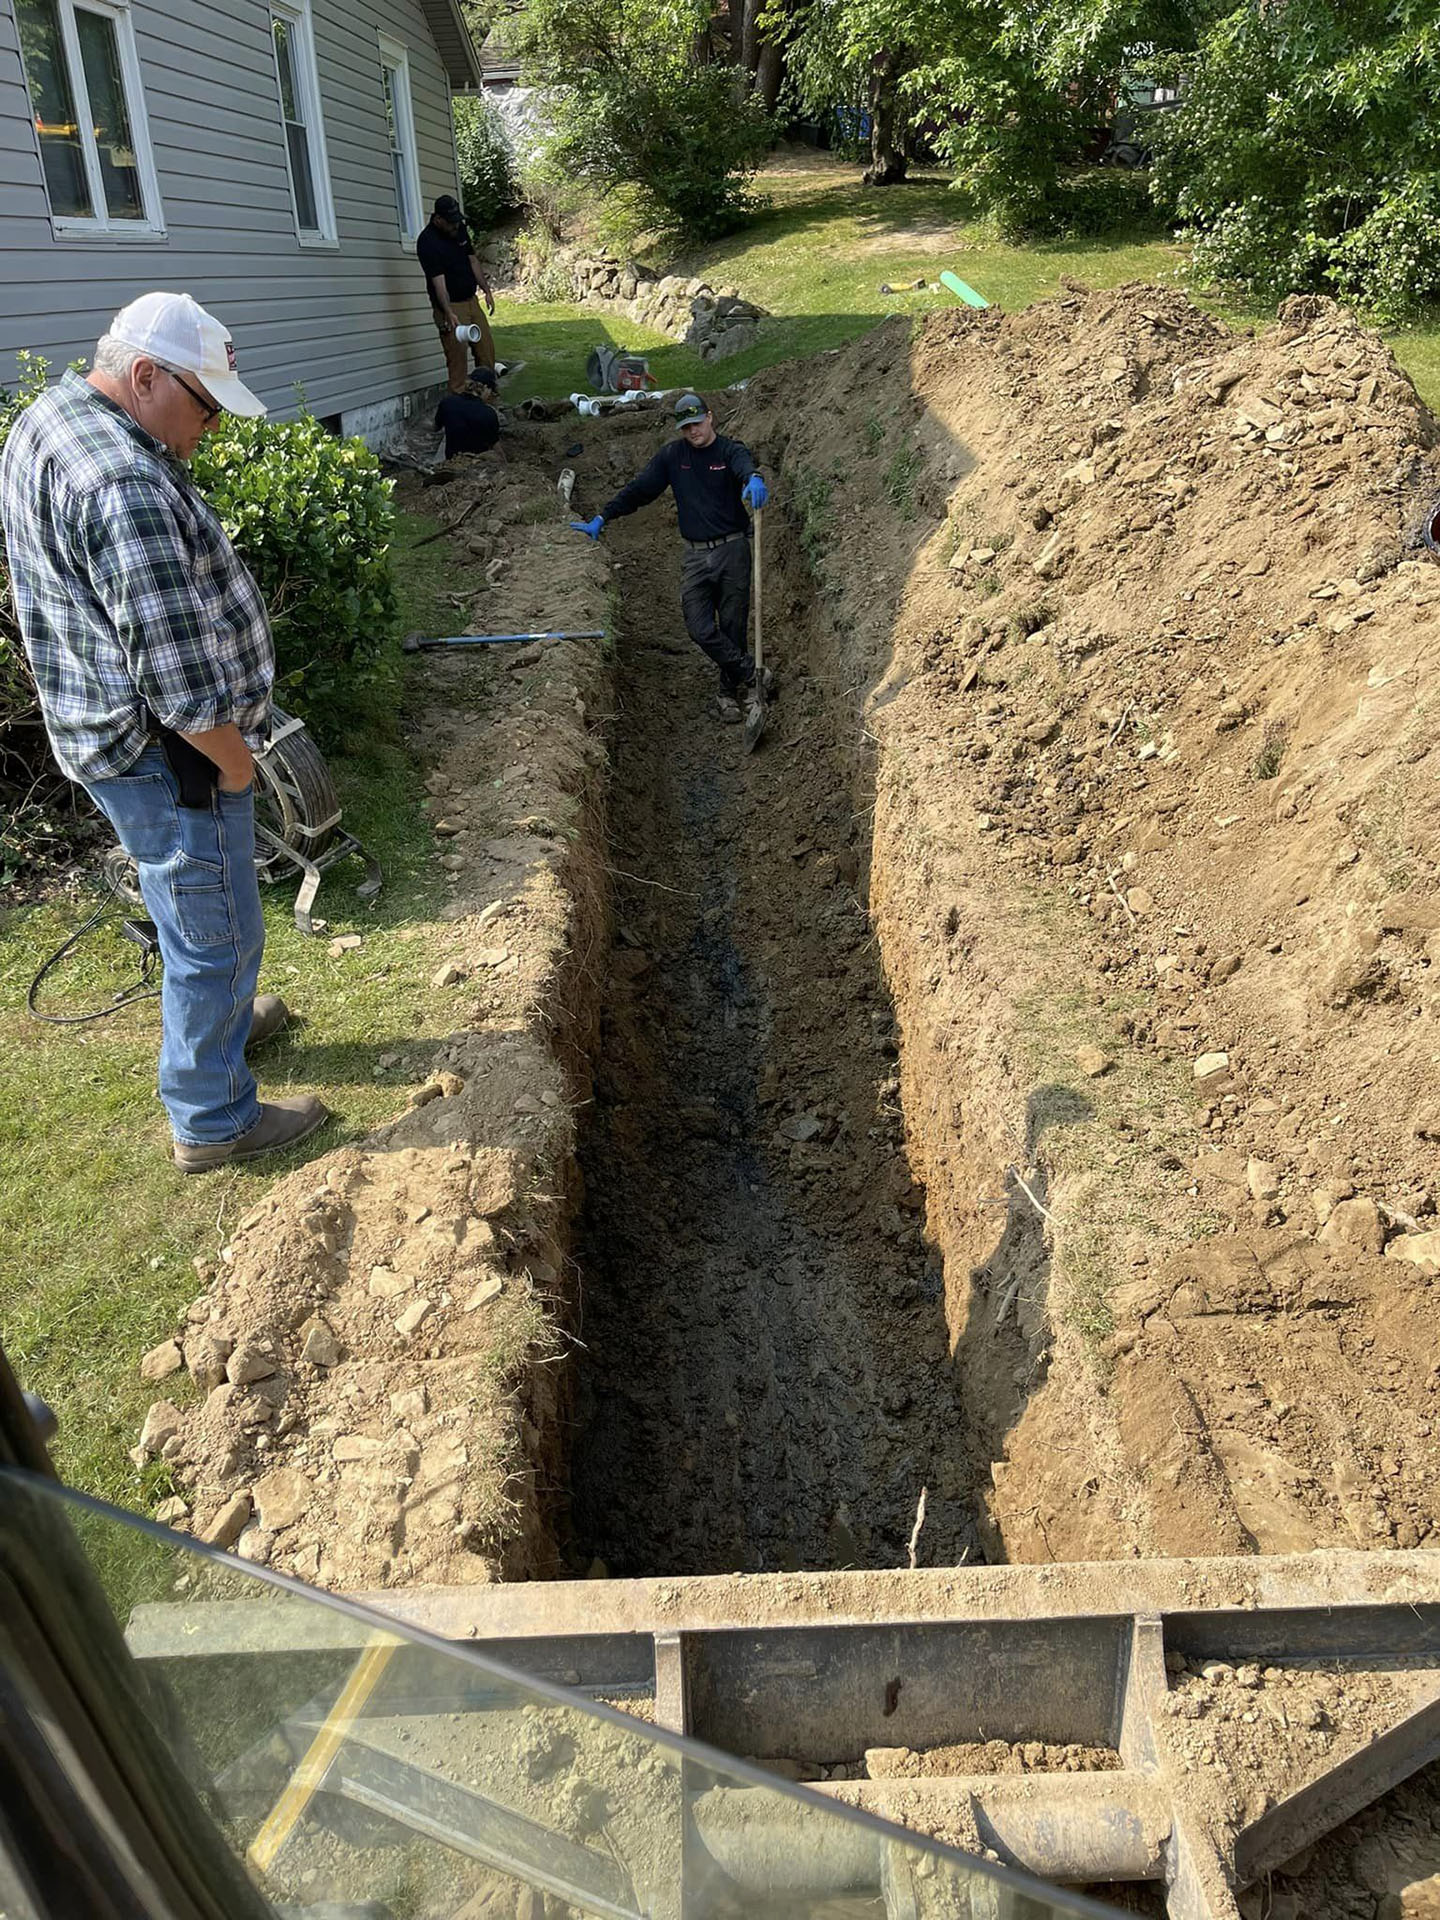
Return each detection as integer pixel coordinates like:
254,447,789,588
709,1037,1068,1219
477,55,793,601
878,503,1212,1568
742,507,768,754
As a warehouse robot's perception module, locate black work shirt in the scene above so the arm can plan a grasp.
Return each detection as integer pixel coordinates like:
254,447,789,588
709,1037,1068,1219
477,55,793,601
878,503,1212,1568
416,220,478,307
600,433,758,543
435,393,500,458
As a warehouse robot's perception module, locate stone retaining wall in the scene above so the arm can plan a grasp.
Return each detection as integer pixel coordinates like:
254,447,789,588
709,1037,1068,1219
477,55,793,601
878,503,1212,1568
558,250,770,362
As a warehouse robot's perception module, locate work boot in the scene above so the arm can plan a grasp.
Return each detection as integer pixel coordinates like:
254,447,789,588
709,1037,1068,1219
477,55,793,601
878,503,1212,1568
172,1094,330,1174
716,690,742,723
246,994,290,1051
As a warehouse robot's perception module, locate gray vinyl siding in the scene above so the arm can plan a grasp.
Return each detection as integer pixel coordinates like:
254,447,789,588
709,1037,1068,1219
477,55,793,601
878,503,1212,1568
0,0,466,419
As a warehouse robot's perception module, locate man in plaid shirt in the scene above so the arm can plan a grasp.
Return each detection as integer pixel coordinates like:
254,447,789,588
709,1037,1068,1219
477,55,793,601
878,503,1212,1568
0,292,328,1171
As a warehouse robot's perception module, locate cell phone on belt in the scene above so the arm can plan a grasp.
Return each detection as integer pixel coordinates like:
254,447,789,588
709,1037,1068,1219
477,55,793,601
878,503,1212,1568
157,726,220,809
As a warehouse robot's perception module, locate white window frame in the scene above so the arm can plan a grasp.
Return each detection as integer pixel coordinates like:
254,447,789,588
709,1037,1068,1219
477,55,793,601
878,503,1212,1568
21,0,165,239
377,33,422,244
269,0,337,247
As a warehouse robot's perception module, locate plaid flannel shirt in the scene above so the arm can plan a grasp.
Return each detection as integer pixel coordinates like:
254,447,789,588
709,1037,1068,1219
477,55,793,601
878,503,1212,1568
0,371,273,784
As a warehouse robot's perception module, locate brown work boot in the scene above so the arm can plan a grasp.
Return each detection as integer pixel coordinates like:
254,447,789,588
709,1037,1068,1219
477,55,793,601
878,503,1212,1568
246,994,290,1050
172,1094,329,1174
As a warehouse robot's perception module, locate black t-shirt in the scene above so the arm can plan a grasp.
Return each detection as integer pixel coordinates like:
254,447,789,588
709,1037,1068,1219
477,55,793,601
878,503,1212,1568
599,434,758,543
416,220,478,306
435,393,499,457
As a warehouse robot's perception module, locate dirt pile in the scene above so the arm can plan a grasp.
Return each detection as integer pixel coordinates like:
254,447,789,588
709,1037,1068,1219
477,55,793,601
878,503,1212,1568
736,283,1440,1565
131,447,617,1590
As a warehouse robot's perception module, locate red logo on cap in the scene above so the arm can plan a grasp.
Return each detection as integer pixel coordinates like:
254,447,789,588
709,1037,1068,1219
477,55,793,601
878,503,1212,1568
226,342,237,371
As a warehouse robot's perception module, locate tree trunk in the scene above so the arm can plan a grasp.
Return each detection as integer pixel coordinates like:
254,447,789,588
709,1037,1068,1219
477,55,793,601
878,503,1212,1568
719,0,739,61
740,0,762,80
756,36,783,114
863,50,909,184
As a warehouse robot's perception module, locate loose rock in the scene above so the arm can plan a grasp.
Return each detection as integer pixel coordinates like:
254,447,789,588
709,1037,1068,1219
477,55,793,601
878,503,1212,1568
253,1466,313,1531
1319,1196,1385,1256
139,1339,184,1383
300,1318,342,1367
203,1492,252,1550
139,1400,183,1455
225,1343,277,1387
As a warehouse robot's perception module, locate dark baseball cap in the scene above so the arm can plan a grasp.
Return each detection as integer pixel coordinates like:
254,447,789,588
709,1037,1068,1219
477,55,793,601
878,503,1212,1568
674,392,710,423
467,365,497,389
434,193,463,217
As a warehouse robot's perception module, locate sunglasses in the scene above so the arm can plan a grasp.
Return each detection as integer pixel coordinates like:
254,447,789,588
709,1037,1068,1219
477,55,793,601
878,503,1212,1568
160,365,221,426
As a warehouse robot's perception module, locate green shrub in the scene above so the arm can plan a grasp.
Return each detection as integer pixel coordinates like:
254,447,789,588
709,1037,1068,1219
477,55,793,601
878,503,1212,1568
516,0,773,242
190,416,399,734
0,367,398,873
514,216,579,302
454,92,521,231
1152,0,1440,320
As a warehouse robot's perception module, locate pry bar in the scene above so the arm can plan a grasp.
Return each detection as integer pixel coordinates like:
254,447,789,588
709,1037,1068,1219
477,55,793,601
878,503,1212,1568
404,630,607,653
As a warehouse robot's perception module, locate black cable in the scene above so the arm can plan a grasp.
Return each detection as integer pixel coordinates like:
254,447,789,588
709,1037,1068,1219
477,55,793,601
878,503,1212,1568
25,868,162,1026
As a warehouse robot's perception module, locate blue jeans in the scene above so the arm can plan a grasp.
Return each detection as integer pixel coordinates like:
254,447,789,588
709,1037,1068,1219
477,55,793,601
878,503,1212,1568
83,745,265,1146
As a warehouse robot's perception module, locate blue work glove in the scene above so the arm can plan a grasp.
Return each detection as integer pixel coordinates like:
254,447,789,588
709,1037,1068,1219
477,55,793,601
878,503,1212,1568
742,475,769,511
571,515,605,540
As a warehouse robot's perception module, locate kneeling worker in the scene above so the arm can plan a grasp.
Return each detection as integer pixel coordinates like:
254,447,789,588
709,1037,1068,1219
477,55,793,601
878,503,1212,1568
571,393,771,728
435,366,502,460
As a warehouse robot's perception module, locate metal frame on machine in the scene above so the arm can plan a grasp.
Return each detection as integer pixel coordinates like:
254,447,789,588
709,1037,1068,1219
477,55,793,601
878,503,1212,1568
6,1335,1440,1920
312,1559,1440,1920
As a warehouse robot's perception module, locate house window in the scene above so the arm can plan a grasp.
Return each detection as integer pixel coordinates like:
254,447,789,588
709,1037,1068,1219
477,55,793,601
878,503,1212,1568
270,0,335,243
15,0,163,234
378,36,421,241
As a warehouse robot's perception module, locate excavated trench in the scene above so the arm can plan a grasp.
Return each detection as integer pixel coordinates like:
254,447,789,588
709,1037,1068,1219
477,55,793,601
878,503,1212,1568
557,465,1161,1915
566,496,988,1580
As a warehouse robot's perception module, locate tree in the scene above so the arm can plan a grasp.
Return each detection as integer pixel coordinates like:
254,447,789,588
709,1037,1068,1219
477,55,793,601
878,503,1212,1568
454,92,522,230
1151,0,1440,317
516,0,773,239
778,0,926,184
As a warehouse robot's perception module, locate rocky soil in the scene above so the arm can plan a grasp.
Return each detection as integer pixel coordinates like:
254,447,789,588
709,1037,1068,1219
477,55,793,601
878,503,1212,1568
131,445,616,1591
737,286,1440,1569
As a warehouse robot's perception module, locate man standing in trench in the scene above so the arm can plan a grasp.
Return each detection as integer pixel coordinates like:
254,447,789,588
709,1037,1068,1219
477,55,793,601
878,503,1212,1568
416,194,498,394
0,291,328,1172
571,392,771,730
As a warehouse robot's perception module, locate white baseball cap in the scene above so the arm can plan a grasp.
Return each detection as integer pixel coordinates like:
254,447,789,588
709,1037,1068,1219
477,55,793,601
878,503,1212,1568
106,291,267,417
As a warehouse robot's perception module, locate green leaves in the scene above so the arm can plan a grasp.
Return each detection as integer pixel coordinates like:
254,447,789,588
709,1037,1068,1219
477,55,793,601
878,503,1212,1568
190,416,399,737
454,93,521,230
515,0,773,240
1151,0,1440,318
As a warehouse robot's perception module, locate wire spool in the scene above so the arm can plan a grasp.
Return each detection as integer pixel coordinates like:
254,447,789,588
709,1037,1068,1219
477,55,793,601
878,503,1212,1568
252,707,341,878
106,707,341,896
103,842,145,908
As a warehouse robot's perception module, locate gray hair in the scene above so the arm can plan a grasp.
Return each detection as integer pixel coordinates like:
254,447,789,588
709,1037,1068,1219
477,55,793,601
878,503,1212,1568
93,334,147,377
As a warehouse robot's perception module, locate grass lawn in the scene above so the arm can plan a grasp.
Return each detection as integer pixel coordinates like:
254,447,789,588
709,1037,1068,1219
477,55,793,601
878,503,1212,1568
494,151,1440,415
0,508,453,1517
